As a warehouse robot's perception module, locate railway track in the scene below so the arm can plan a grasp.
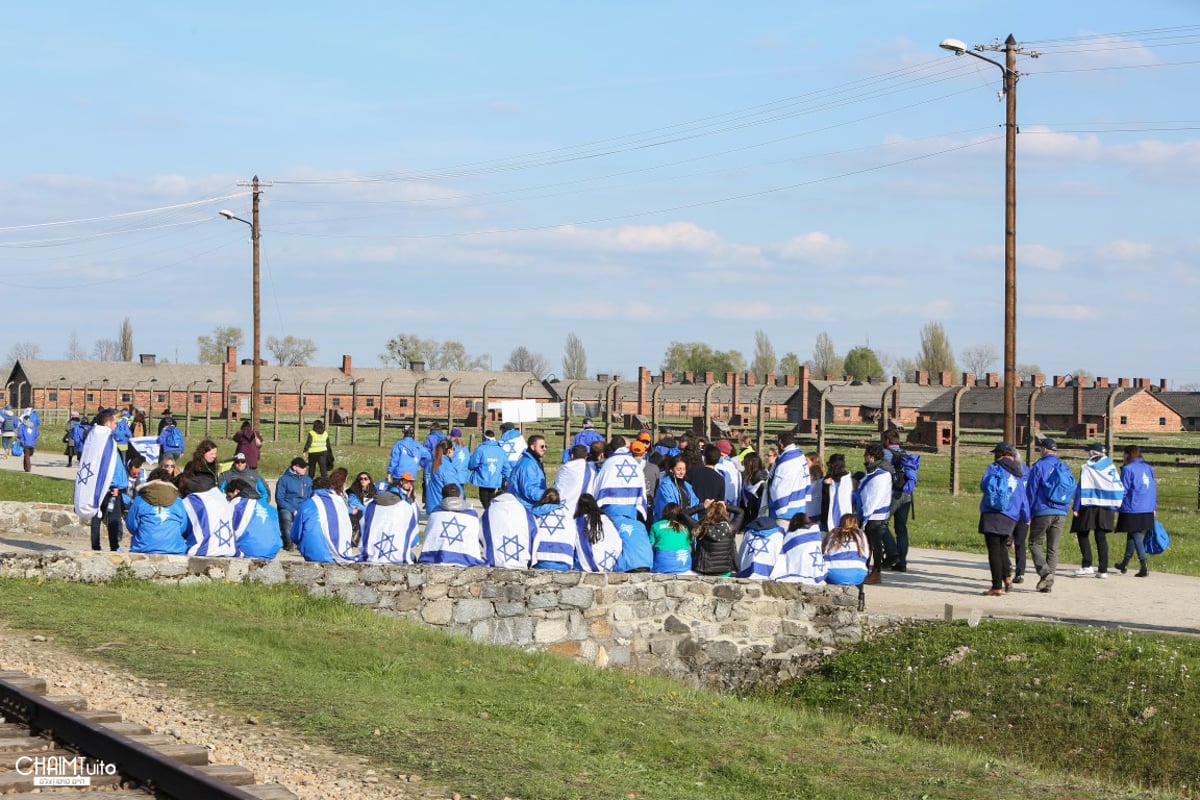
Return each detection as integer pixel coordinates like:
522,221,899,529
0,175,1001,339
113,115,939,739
0,670,295,798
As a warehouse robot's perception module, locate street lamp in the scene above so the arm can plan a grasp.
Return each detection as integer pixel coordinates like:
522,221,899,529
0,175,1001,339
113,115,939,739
940,34,1022,445
218,175,262,437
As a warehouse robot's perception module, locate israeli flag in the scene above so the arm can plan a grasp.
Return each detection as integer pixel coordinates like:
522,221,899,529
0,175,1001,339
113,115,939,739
73,424,125,520
183,488,237,557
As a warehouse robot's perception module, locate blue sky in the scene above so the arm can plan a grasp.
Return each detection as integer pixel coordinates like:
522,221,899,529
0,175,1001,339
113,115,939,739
3,2,1198,385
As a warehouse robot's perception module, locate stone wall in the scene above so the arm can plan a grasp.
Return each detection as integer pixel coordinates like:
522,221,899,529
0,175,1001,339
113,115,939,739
0,550,864,692
0,502,89,539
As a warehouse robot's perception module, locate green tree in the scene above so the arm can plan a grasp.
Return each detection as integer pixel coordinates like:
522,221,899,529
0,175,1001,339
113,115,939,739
811,332,843,379
562,333,588,381
778,352,803,378
661,342,745,379
843,346,884,381
266,335,317,367
119,317,134,361
197,326,244,364
916,322,957,375
379,333,487,370
750,330,777,377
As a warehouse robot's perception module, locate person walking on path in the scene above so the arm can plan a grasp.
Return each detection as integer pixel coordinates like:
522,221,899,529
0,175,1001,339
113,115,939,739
1026,438,1074,593
1072,442,1123,578
17,411,38,473
1115,445,1157,578
977,442,1027,597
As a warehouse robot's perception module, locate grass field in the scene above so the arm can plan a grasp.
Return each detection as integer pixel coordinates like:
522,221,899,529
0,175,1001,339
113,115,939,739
0,577,1182,800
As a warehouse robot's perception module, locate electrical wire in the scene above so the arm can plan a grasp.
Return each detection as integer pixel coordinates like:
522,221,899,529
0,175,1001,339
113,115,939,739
0,193,247,233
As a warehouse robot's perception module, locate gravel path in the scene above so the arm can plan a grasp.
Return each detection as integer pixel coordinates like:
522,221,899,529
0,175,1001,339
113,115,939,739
0,623,462,800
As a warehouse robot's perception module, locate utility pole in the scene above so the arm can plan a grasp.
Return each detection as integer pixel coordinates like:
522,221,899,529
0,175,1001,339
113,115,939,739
251,175,262,433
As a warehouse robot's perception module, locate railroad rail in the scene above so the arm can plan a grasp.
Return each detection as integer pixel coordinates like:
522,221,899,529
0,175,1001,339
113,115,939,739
0,670,295,798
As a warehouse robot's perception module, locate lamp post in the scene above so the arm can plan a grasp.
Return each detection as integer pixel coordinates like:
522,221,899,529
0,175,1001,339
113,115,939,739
940,34,1024,445
219,175,262,436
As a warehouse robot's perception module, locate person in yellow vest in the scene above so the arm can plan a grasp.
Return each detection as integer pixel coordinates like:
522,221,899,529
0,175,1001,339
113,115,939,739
304,418,333,479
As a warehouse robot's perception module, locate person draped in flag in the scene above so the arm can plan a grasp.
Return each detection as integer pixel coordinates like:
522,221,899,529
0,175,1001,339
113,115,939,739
822,513,870,586
506,434,547,509
291,476,356,563
225,478,282,559
73,409,129,528
737,517,786,580
776,514,828,585
1071,442,1123,578
573,493,622,572
549,444,589,516
858,444,894,585
712,439,743,509
530,488,575,571
360,480,421,565
815,453,854,532
180,479,237,558
417,484,485,566
126,468,188,555
594,436,652,571
481,491,535,568
764,432,812,521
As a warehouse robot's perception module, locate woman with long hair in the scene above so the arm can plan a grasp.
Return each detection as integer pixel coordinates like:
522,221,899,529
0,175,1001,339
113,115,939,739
1115,445,1157,577
817,453,855,532
649,502,693,574
653,456,704,523
573,493,623,572
692,500,742,576
805,452,826,518
741,453,768,520
822,513,870,585
424,440,461,515
179,439,220,496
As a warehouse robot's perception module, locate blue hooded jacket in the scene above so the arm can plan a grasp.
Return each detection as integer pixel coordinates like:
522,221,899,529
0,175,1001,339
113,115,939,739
388,436,431,481
1119,459,1157,515
1025,453,1071,517
506,450,547,508
468,439,505,489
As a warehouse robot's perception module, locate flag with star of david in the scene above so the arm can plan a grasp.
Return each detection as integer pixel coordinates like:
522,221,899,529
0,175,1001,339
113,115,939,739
532,506,575,568
73,423,124,520
482,494,534,568
593,451,647,517
360,500,419,564
183,487,237,557
417,509,485,566
736,522,786,580
574,515,623,572
776,524,827,585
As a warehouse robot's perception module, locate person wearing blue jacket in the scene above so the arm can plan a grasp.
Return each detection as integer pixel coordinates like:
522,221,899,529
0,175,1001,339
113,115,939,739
978,442,1026,596
1115,445,1157,577
112,411,133,461
563,418,604,463
467,430,506,510
388,426,431,483
275,457,313,551
226,478,282,559
16,412,39,473
448,428,471,484
498,422,527,480
653,456,702,523
1025,438,1072,593
125,471,189,555
424,441,463,515
506,435,547,509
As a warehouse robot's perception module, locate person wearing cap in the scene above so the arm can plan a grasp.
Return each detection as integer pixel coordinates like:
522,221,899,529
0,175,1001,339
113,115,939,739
564,418,604,464
498,421,528,481
218,452,270,505
468,430,506,510
1025,438,1072,592
1071,442,1123,578
506,434,548,509
359,480,420,564
1115,445,1157,578
977,442,1027,596
225,477,282,559
275,457,313,551
291,476,356,563
387,426,431,486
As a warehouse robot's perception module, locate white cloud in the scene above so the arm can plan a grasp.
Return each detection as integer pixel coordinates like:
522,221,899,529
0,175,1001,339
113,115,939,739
962,243,1065,271
546,301,658,321
778,231,848,261
1095,240,1153,262
491,222,765,267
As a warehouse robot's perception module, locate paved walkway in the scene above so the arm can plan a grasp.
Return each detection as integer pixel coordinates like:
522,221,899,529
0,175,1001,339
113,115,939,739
5,449,1197,636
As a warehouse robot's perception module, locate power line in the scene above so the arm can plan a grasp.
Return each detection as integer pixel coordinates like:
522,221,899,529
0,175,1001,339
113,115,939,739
0,193,246,233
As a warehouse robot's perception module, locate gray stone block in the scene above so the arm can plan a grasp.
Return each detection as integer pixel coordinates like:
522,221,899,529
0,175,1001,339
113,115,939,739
559,586,595,609
528,590,559,609
340,585,380,606
454,599,496,624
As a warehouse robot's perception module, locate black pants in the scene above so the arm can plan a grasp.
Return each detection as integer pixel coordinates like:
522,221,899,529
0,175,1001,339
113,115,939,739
864,520,888,571
1077,531,1109,571
478,487,498,510
91,513,122,551
984,533,1012,590
308,452,329,479
1012,520,1029,576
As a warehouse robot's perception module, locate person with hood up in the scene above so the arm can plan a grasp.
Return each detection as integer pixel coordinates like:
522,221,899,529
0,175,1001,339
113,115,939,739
360,480,421,564
978,442,1028,596
481,491,535,568
530,488,574,571
388,426,431,484
417,484,485,566
16,411,38,473
291,476,356,563
125,468,189,554
506,434,547,509
226,478,281,559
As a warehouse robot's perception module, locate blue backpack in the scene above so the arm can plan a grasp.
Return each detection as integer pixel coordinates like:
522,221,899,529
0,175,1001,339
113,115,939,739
1145,520,1170,555
1043,459,1076,506
982,467,1015,512
893,450,921,494
161,424,184,451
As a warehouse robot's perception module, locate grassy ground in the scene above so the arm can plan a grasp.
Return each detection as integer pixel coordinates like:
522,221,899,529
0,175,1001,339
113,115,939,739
781,619,1200,794
0,469,73,504
0,577,1177,800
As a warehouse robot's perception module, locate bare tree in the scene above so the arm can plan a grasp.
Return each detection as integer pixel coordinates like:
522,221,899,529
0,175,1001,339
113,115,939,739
266,335,317,366
750,329,777,377
916,322,957,375
6,341,41,363
811,332,843,379
960,343,998,377
197,326,244,364
895,357,917,381
379,333,487,370
119,317,134,361
562,332,588,380
504,346,549,379
92,339,121,361
65,332,87,360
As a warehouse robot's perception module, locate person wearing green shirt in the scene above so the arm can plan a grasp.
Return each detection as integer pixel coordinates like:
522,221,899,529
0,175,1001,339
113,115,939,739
650,502,694,574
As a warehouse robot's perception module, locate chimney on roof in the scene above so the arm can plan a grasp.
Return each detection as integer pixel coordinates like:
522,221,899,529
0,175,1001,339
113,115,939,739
985,373,999,388
1134,377,1148,389
597,373,610,382
703,371,714,385
1053,375,1067,387
725,371,736,387
917,370,929,386
1095,376,1110,389
662,370,673,385
411,360,426,372
638,367,651,416
1032,374,1045,388
341,354,352,375
745,372,756,387
1118,377,1131,388
844,374,855,383
139,354,156,365
939,371,953,387
765,374,776,386
784,373,796,387
684,371,695,384
1160,378,1169,391
962,372,977,387
1074,381,1085,425
226,345,238,371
